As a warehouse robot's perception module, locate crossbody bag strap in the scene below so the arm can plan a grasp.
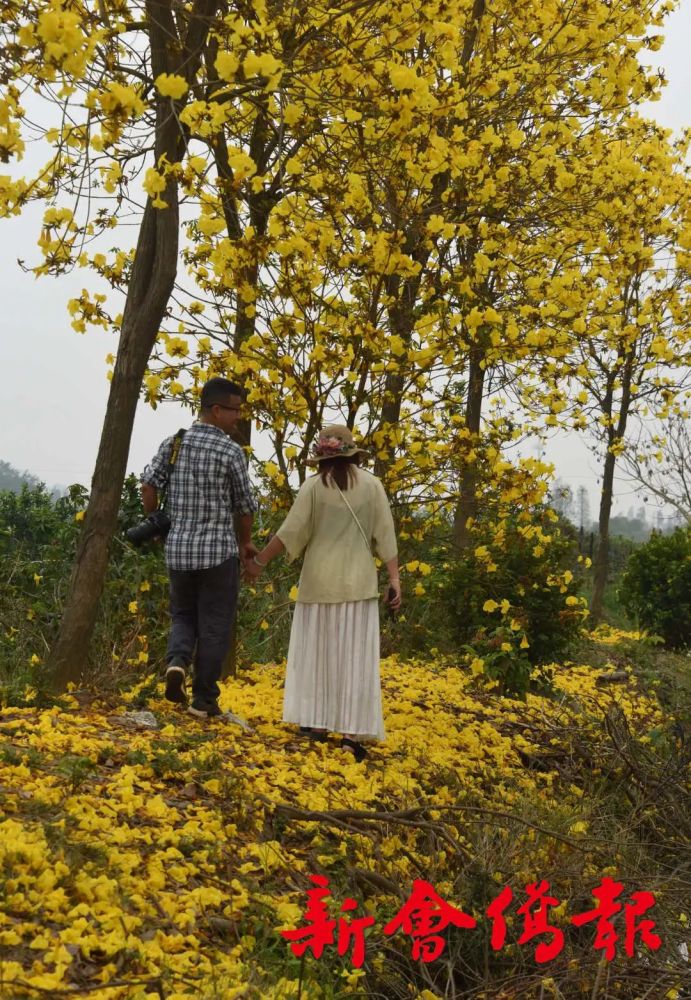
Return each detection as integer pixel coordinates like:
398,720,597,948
160,428,186,509
335,483,372,555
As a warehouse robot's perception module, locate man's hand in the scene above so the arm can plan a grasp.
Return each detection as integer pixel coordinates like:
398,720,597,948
240,542,261,582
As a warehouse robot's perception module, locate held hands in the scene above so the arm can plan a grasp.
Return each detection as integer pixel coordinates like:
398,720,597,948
241,541,258,563
244,556,264,581
241,542,262,582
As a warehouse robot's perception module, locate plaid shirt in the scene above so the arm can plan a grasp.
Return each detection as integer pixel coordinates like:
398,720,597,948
142,422,258,570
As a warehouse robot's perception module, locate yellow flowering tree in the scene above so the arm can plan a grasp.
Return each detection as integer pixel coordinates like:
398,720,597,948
621,411,691,524
519,123,690,621
147,0,680,537
0,0,685,684
0,0,393,685
311,0,675,519
0,0,227,684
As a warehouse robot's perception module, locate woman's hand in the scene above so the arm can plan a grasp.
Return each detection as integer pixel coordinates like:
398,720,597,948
384,557,402,613
386,579,401,611
244,557,264,580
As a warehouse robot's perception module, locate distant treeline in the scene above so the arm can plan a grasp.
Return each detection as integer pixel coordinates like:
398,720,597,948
0,460,62,499
550,479,682,542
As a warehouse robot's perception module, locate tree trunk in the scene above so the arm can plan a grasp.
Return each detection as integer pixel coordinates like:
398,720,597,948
49,216,179,688
215,119,278,679
590,444,615,625
590,352,634,624
453,342,485,549
373,270,424,479
48,0,217,688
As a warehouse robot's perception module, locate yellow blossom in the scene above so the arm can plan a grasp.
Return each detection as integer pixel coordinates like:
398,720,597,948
154,73,188,99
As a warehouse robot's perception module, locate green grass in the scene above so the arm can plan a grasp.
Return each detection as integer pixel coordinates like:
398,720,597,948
576,573,690,726
581,571,635,631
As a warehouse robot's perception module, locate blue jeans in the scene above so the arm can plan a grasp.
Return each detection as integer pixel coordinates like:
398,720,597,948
166,557,239,706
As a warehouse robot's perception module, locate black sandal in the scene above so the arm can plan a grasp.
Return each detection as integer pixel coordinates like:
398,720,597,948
341,737,367,762
299,726,328,743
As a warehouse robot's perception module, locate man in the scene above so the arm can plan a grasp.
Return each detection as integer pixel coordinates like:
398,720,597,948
141,377,257,718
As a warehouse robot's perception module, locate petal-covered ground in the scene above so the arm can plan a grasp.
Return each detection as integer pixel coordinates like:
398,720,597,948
0,647,686,999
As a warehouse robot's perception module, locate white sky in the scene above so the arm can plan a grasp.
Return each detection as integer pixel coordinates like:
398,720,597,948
1,3,689,521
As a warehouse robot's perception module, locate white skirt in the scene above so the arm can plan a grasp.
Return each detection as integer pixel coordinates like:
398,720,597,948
282,599,385,741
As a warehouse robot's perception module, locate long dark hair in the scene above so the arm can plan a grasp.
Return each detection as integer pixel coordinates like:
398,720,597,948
319,454,361,491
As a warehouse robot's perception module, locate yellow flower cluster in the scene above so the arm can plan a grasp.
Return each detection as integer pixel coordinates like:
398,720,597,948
587,623,651,645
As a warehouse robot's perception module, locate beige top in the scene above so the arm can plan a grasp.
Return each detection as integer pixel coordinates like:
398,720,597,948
276,469,398,604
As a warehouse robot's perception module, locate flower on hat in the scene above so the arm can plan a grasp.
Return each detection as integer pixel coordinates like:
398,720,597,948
312,435,351,458
307,424,368,464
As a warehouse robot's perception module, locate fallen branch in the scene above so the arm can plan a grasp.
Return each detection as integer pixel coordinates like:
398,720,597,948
259,795,591,853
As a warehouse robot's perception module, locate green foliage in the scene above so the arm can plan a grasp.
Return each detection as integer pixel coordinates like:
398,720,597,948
0,481,86,546
55,753,98,791
580,565,634,630
605,533,644,577
0,476,171,699
462,625,535,696
618,526,691,649
441,508,585,695
235,520,301,665
1,483,84,698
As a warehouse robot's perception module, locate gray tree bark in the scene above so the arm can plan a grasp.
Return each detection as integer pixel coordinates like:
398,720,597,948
453,342,486,549
590,352,634,624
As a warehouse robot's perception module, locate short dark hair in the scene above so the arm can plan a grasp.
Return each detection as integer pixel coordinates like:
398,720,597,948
200,377,244,410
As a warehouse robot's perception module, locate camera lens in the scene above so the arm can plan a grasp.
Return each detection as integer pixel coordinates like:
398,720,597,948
126,518,160,546
125,511,171,546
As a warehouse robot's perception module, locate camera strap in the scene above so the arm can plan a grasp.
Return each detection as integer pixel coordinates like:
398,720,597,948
160,428,186,510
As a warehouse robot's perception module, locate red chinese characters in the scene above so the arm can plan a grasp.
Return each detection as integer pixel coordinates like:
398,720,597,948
571,876,662,960
486,885,513,951
281,875,662,970
382,879,477,961
516,881,564,963
487,882,564,962
281,874,375,968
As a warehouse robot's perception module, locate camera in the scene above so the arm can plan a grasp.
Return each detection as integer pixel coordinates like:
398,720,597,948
126,509,171,546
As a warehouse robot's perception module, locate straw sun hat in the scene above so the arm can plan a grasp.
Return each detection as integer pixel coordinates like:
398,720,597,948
307,424,370,465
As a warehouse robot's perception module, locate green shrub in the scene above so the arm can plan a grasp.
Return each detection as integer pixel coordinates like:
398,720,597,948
1,484,83,695
441,508,586,695
618,526,691,649
0,477,171,698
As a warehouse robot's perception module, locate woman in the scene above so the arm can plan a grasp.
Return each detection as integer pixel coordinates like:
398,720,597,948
245,425,401,761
